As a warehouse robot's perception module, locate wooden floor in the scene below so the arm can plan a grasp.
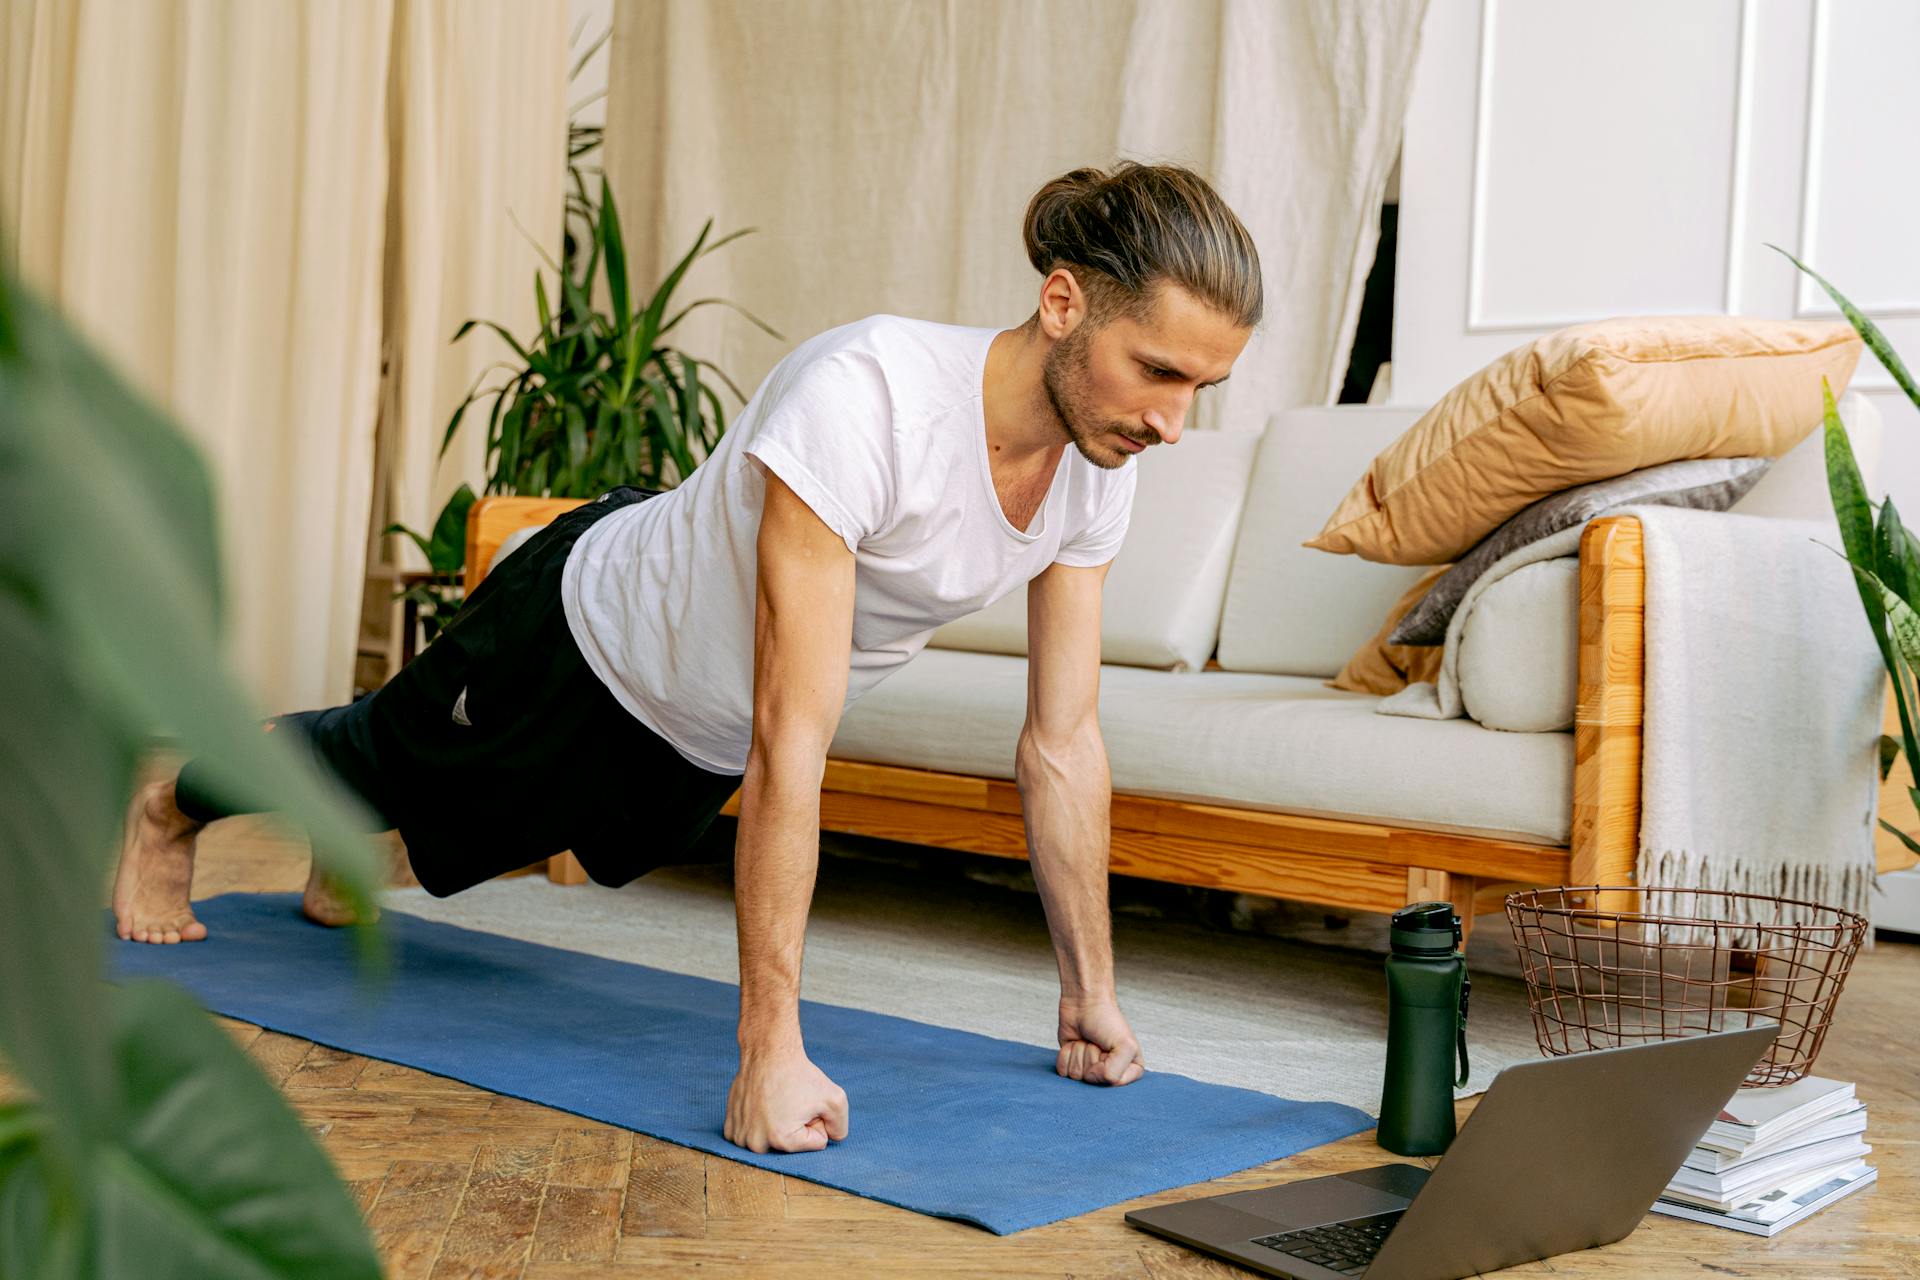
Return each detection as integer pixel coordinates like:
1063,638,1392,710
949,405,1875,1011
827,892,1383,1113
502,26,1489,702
140,816,1920,1278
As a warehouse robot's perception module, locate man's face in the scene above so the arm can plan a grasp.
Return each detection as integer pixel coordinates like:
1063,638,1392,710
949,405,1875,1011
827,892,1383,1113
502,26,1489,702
1042,284,1251,470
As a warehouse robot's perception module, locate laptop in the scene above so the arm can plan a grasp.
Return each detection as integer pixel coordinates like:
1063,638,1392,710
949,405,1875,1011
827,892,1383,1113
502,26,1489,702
1127,1024,1778,1279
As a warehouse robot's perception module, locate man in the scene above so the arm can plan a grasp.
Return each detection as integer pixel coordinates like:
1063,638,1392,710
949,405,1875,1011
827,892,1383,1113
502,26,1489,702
114,160,1261,1154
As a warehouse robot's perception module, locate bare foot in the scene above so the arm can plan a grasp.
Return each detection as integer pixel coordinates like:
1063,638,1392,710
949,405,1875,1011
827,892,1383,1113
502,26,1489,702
302,863,378,928
113,774,209,944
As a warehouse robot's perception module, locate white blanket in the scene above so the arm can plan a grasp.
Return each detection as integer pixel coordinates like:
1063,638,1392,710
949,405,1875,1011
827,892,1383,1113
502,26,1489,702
1381,505,1883,927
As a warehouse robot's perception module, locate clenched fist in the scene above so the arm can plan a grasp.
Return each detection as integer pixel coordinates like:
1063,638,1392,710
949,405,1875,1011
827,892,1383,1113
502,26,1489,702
725,1045,850,1153
1057,995,1146,1086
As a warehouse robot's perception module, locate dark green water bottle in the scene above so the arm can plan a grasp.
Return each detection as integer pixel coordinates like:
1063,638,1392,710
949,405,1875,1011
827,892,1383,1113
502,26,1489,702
1376,901,1470,1156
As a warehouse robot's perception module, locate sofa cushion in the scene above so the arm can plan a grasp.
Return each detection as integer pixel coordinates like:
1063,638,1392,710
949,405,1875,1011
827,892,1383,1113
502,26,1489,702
831,647,1574,845
929,428,1261,670
1306,316,1864,565
1389,456,1771,648
1216,406,1433,677
1732,389,1883,521
1456,557,1580,732
1330,566,1448,696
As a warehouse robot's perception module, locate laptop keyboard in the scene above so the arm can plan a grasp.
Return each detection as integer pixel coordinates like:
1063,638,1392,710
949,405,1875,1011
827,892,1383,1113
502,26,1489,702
1250,1209,1404,1275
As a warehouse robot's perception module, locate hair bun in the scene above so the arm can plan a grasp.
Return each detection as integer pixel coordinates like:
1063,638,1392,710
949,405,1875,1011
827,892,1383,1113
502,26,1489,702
1019,160,1263,331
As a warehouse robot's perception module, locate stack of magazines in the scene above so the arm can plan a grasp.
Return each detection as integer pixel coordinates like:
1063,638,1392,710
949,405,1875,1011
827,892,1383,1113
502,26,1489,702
1651,1076,1875,1236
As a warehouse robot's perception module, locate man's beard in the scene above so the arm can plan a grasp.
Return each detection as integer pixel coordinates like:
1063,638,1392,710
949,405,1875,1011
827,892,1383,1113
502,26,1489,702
1041,328,1150,470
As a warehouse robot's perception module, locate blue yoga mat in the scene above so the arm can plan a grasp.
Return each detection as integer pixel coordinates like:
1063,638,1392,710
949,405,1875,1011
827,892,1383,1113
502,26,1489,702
109,892,1373,1233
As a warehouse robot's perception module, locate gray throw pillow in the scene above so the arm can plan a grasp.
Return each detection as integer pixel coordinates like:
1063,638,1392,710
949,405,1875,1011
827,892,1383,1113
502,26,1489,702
1387,456,1773,647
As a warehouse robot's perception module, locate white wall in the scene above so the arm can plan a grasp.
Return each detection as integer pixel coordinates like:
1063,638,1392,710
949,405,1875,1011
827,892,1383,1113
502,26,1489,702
1392,0,1920,512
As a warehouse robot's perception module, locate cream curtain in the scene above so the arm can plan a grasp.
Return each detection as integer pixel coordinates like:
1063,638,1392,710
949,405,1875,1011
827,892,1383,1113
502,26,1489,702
379,3,567,576
604,0,1428,435
2,1,566,713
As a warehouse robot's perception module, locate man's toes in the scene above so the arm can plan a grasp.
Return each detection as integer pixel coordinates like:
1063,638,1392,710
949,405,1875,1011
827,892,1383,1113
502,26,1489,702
179,919,208,942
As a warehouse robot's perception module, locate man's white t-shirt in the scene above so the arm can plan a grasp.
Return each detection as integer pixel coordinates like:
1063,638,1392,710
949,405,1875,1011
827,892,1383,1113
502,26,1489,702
560,313,1138,774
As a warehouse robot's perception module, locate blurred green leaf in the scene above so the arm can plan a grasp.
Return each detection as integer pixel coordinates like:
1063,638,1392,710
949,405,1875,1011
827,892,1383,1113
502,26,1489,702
91,982,382,1277
0,281,388,1165
0,1103,80,1280
1,267,389,1274
0,589,121,1179
2,986,383,1279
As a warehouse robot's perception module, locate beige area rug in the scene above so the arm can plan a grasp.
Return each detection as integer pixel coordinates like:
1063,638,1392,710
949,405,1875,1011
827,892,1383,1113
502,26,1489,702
382,843,1551,1116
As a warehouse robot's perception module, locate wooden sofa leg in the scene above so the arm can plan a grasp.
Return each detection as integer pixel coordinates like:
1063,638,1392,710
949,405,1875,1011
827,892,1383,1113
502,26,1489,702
1407,868,1477,945
547,851,588,885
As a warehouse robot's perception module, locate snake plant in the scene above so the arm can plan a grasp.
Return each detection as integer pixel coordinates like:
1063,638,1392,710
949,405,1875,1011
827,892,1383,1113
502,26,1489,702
1775,244,1920,858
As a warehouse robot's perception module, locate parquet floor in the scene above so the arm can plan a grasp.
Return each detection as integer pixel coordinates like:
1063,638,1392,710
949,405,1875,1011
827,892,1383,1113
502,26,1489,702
128,816,1920,1277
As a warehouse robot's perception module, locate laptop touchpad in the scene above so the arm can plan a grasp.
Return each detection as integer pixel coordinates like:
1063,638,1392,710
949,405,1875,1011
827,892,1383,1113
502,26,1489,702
1336,1163,1431,1200
1218,1168,1420,1228
1134,1197,1284,1242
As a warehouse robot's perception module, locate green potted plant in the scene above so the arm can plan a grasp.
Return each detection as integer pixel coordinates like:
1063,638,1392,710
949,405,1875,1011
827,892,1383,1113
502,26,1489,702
389,172,777,643
1776,245,1920,858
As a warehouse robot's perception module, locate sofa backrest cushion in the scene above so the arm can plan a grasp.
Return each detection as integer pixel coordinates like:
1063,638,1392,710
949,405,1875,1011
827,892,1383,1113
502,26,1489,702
928,427,1262,670
1216,406,1432,677
1732,389,1883,521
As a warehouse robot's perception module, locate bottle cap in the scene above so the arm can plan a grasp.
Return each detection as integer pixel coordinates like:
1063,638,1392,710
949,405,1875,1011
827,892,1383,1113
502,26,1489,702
1390,901,1461,955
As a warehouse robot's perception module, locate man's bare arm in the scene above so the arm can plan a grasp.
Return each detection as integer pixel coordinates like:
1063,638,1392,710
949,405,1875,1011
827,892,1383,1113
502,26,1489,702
1017,559,1144,1086
724,470,856,1152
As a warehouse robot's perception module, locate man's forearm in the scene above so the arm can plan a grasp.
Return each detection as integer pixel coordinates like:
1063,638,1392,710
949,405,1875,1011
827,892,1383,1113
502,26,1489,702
734,742,827,1049
1014,725,1116,998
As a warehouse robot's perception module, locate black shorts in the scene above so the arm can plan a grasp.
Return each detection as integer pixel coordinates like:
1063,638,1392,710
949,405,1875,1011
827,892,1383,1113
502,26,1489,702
174,486,744,896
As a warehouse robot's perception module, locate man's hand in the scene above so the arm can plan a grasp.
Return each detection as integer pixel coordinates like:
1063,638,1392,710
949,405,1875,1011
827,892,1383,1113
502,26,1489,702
1056,994,1145,1086
724,1044,850,1153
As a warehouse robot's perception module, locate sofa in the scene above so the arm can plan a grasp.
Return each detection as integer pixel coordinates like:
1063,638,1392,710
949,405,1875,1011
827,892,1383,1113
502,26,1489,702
465,392,1909,941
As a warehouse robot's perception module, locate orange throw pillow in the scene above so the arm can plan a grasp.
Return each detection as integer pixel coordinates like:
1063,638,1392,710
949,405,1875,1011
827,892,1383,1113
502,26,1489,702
1307,316,1863,565
1330,566,1449,696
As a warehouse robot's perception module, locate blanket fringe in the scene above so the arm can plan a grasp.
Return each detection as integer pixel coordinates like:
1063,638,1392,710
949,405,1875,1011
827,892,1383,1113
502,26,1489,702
1633,845,1874,948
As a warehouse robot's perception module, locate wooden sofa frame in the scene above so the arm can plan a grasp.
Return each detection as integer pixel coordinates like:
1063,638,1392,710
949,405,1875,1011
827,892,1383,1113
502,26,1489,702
465,500,1915,942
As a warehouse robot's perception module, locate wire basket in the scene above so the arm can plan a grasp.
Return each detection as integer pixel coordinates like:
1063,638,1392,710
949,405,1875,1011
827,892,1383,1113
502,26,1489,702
1504,886,1868,1087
